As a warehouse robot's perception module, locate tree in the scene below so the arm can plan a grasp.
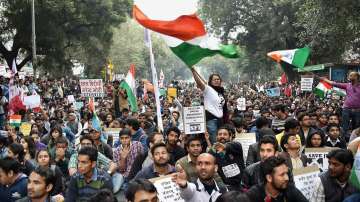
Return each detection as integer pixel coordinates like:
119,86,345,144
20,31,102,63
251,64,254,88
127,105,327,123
0,0,130,75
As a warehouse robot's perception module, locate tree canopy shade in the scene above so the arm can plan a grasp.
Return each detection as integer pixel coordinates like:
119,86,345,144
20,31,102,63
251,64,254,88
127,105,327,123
0,0,131,74
200,0,360,78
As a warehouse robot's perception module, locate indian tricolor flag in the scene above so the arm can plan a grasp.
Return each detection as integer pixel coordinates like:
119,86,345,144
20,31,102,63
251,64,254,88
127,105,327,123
9,115,21,127
350,145,360,190
133,0,239,67
120,64,138,112
314,81,332,98
267,47,311,69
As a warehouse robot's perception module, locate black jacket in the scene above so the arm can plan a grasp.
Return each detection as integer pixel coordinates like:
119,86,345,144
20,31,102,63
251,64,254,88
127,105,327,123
246,184,308,202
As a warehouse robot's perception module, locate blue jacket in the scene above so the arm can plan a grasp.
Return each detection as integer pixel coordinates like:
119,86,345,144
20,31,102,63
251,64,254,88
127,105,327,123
0,173,28,202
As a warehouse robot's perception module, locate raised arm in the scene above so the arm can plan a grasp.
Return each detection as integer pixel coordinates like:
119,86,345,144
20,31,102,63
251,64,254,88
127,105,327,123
191,68,206,91
319,77,334,85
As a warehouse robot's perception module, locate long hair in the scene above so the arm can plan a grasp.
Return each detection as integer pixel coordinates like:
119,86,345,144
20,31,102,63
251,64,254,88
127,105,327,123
208,73,224,94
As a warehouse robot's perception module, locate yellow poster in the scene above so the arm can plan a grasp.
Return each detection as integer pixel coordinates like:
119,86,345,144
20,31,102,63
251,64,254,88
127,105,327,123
167,87,177,103
20,123,32,136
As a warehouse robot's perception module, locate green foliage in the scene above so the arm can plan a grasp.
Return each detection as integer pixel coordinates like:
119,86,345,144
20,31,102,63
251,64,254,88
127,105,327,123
200,0,360,80
0,0,130,75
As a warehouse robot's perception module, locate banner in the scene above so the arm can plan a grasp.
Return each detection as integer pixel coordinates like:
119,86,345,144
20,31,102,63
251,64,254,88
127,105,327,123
293,166,320,200
20,122,32,136
301,77,314,92
234,133,257,161
79,79,104,97
305,147,338,172
265,87,280,97
236,97,246,111
183,106,206,134
149,175,184,202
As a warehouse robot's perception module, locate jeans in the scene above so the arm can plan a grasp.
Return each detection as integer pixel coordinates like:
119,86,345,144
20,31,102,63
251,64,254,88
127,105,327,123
207,118,219,144
342,108,360,135
112,172,124,193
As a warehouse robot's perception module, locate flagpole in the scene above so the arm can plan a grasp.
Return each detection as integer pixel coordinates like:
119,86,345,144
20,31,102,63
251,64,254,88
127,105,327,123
146,29,164,132
31,0,37,76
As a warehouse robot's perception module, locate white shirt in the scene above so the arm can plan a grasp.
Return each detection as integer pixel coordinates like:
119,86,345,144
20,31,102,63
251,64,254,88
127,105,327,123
180,179,224,202
203,85,225,118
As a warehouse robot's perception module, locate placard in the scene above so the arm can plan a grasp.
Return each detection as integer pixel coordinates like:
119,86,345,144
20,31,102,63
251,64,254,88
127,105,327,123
236,97,246,111
74,102,84,110
293,166,320,200
167,87,177,103
183,106,206,134
301,77,314,92
79,79,104,97
67,95,75,103
23,95,41,109
20,122,32,136
234,133,257,161
149,175,184,202
265,87,280,97
103,128,121,146
305,147,338,172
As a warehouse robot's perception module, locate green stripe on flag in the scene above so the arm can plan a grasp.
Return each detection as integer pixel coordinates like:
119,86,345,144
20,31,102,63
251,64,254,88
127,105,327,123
170,42,238,67
314,88,325,99
120,81,138,112
292,46,310,69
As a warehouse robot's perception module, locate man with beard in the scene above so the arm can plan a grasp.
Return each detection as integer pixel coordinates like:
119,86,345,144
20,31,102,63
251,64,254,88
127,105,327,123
165,127,186,165
321,72,360,135
173,153,227,202
246,156,307,202
242,135,279,189
112,80,128,118
133,142,175,180
208,126,244,190
17,167,64,202
310,149,359,202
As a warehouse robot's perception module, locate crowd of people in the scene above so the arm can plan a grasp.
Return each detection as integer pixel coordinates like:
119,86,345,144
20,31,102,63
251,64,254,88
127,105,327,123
0,69,359,202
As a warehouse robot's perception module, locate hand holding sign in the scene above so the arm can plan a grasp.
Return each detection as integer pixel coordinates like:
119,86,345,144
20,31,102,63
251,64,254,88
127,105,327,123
172,164,187,188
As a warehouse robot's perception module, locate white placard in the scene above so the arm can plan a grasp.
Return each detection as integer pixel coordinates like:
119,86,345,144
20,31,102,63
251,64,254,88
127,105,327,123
23,95,41,109
236,97,246,111
67,95,75,103
293,166,320,200
150,176,184,202
234,133,257,161
183,106,206,134
301,77,314,92
79,79,104,97
103,128,121,146
305,147,337,172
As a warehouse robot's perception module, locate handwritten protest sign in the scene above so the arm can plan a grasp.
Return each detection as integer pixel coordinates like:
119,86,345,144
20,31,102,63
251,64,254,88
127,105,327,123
305,147,338,172
149,175,184,202
265,87,280,97
293,166,320,200
301,77,314,91
234,133,257,160
103,128,121,146
23,95,41,109
167,87,177,103
20,123,32,136
67,95,75,103
236,97,246,111
183,106,206,134
79,79,104,97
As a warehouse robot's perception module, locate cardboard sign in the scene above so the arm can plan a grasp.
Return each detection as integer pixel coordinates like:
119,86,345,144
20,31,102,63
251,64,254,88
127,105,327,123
305,147,338,172
67,95,75,103
20,122,32,136
103,128,121,146
79,79,104,97
167,87,177,103
293,166,320,200
301,77,314,92
74,102,84,110
234,133,257,161
265,87,280,97
236,97,246,111
183,106,206,134
149,175,184,202
23,95,41,109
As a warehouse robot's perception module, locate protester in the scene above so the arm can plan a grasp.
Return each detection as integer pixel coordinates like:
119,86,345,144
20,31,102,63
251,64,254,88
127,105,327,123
165,126,186,165
279,133,307,170
305,130,326,148
324,124,347,149
246,156,307,202
65,146,113,201
0,157,28,201
310,149,359,202
173,153,227,202
125,179,157,202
